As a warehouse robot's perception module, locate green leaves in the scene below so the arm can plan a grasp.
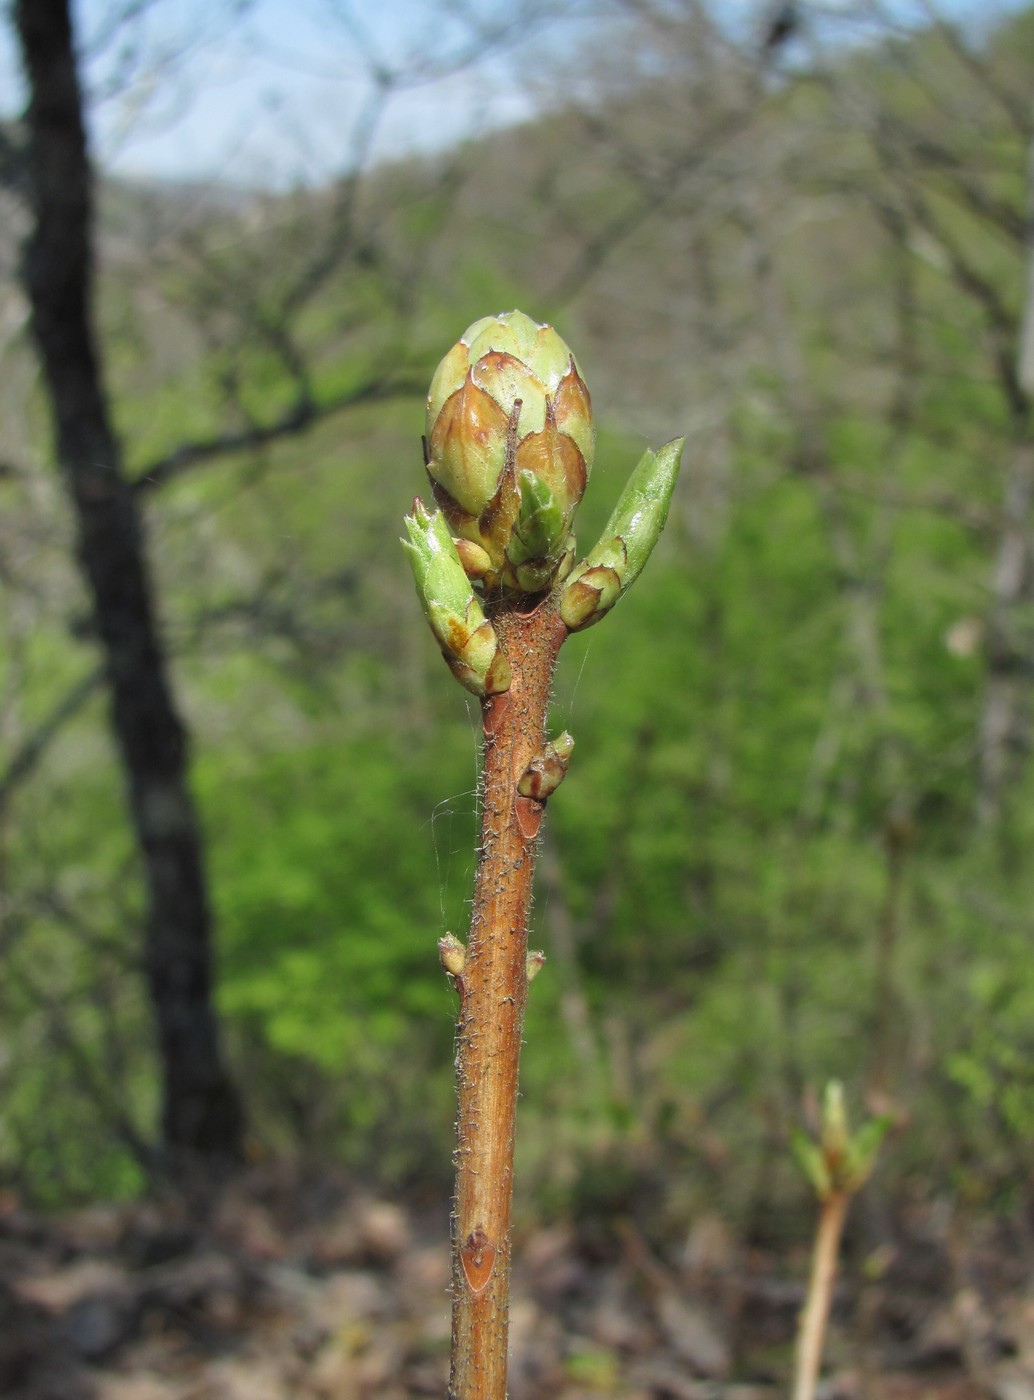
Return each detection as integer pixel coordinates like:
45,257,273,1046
560,439,684,631
791,1082,893,1200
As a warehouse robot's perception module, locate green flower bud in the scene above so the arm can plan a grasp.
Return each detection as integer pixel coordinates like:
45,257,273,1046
425,310,594,596
560,438,684,632
402,499,511,696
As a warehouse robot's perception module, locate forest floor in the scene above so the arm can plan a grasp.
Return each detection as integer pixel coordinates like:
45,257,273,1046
1,1163,1032,1400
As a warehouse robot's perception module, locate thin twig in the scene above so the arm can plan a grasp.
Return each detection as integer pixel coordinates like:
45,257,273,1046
0,665,104,813
793,1190,849,1400
131,377,424,496
448,600,567,1399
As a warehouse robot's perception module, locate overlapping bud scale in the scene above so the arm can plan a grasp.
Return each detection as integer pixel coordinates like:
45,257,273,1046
425,311,594,596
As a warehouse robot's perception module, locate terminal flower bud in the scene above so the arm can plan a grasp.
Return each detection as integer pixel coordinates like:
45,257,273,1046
425,310,594,595
560,439,684,632
402,499,511,696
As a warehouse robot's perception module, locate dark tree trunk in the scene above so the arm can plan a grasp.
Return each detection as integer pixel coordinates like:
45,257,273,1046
14,0,243,1162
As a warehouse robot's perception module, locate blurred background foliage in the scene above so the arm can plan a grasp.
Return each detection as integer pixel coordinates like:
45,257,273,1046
2,0,1034,1237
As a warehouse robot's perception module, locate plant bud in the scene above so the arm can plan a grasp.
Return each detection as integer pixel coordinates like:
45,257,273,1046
526,950,547,983
402,499,511,696
438,933,467,978
791,1080,893,1200
560,439,684,632
820,1080,849,1162
518,732,575,801
425,310,594,595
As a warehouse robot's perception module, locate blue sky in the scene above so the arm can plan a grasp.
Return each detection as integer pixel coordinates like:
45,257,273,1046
0,0,1025,188
0,0,572,186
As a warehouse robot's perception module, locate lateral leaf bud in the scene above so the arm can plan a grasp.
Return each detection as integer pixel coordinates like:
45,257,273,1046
559,438,684,631
402,499,511,696
793,1081,894,1200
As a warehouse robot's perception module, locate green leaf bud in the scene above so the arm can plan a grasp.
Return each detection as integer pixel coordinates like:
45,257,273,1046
560,438,684,632
791,1128,833,1199
509,473,563,567
425,311,594,596
794,1081,893,1200
820,1080,850,1162
402,499,511,696
846,1115,893,1188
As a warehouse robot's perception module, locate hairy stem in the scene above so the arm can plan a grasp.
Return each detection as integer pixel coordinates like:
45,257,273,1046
449,598,567,1400
793,1189,849,1400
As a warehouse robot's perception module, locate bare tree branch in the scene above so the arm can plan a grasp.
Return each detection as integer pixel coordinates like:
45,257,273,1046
131,373,424,495
0,665,104,815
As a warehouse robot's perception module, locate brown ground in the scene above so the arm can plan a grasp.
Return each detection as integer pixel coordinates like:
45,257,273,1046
1,1166,1031,1400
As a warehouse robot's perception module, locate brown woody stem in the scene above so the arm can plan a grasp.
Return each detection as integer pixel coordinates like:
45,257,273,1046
449,597,567,1400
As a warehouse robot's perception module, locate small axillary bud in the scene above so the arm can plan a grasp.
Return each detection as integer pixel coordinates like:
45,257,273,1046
560,438,684,632
453,538,494,580
438,933,467,979
518,731,575,801
526,950,546,984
